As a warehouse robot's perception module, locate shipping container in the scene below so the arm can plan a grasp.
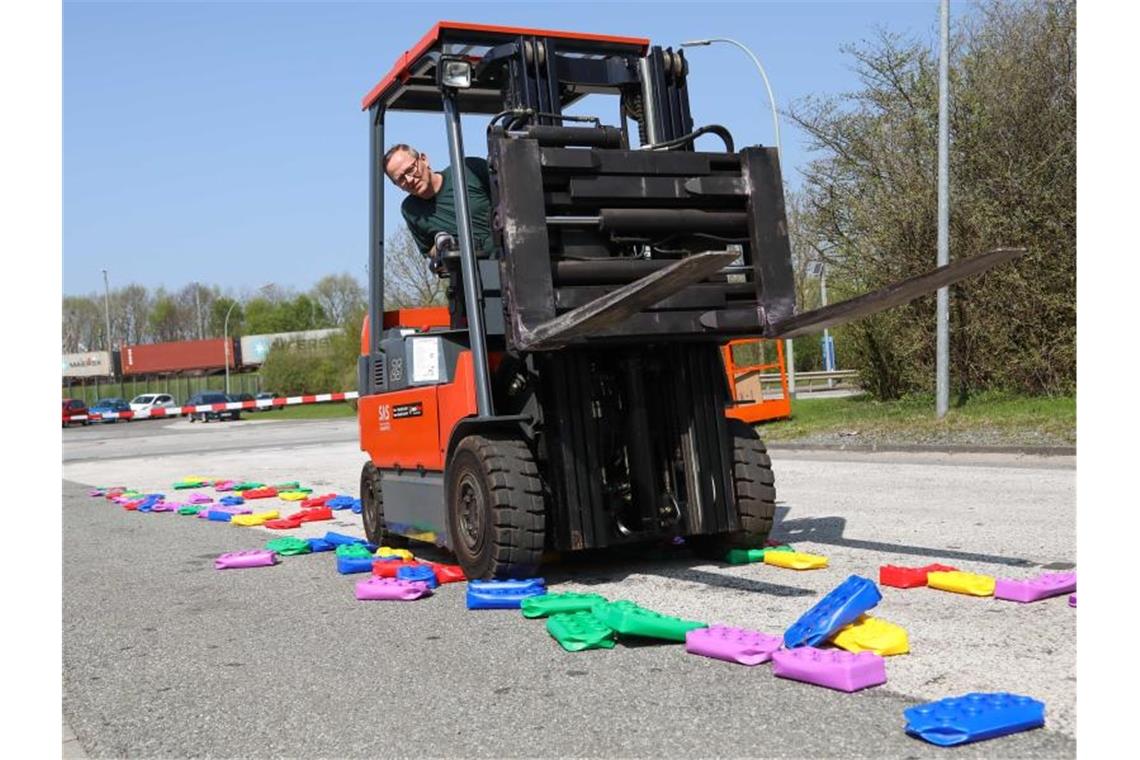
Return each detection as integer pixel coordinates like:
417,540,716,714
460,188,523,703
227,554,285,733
62,350,117,378
239,328,340,366
120,338,239,376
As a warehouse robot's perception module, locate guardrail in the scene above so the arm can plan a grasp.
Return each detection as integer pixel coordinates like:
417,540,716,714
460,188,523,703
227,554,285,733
758,369,861,394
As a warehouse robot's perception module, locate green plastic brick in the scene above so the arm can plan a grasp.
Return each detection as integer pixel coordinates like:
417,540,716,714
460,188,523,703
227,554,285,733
335,543,374,559
547,612,616,651
272,481,300,491
521,592,609,618
591,600,707,642
176,506,201,516
725,548,766,564
265,537,312,556
232,482,265,491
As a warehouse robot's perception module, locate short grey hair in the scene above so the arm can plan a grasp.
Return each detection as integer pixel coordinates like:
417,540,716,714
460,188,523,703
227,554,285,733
382,144,419,178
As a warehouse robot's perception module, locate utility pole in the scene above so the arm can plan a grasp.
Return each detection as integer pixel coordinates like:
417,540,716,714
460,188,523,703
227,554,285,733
101,269,113,354
194,282,204,339
936,0,951,417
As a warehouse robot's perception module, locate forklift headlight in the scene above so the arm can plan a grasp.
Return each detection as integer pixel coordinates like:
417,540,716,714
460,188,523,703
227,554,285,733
439,58,472,89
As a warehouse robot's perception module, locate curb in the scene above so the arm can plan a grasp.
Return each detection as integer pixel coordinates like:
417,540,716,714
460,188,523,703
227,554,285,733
765,441,1075,457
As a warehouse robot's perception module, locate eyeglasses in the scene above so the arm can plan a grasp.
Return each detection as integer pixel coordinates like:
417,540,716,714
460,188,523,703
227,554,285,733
393,154,423,186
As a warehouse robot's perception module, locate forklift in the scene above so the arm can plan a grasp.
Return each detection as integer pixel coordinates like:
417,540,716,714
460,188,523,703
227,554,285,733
357,22,1021,579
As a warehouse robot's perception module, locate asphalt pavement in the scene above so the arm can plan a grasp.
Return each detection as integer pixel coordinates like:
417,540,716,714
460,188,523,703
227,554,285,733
62,417,1077,758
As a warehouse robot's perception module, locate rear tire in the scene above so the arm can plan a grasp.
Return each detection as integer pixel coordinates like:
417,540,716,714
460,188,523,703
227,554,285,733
445,434,546,580
360,461,409,548
692,419,777,557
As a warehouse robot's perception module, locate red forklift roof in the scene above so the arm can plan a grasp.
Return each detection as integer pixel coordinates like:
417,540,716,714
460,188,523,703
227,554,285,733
360,21,650,111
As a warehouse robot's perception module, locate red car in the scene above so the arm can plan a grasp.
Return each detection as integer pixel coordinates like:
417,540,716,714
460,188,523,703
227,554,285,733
63,398,90,427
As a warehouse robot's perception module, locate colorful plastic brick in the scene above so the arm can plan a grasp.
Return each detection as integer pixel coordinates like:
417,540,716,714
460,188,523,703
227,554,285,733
879,563,959,589
927,570,996,597
306,537,335,552
264,518,302,530
149,502,177,513
993,572,1076,603
272,481,301,491
177,506,201,516
1068,594,1076,608
351,499,363,514
771,646,886,692
428,563,467,584
326,495,356,510
242,487,278,499
265,537,312,556
173,479,209,490
215,550,278,570
336,543,374,559
219,495,245,506
764,550,828,570
396,564,439,589
337,554,376,574
278,491,308,501
372,559,419,578
187,493,213,505
903,692,1046,746
783,575,882,649
725,548,765,565
286,506,333,523
590,600,706,642
301,493,335,507
684,624,782,666
547,611,617,651
470,578,546,592
376,546,415,561
232,481,264,491
323,531,365,546
521,592,608,619
231,511,279,527
830,615,909,656
355,576,432,601
208,505,253,522
213,480,237,491
467,580,548,609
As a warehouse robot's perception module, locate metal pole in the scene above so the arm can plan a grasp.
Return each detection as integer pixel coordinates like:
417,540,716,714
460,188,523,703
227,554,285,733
194,282,204,339
821,266,835,387
101,269,113,354
681,36,795,397
442,91,495,417
223,300,237,396
936,0,951,417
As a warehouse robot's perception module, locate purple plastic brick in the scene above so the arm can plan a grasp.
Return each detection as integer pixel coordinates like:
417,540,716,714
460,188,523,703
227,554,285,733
993,572,1076,603
770,646,887,692
187,493,213,505
685,625,782,666
355,577,432,601
148,502,177,512
214,550,278,569
1068,594,1076,608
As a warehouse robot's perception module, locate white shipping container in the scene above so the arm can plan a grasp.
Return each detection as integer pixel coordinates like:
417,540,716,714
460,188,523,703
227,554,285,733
239,329,340,366
62,351,114,378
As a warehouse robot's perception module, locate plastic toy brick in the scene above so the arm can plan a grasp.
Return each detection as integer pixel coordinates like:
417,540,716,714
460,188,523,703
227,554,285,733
219,495,246,506
149,502,177,513
547,611,617,651
286,507,333,523
927,570,996,597
880,563,959,589
173,480,209,490
783,575,882,649
903,692,1046,746
521,592,608,619
177,506,202,516
351,499,363,514
326,495,356,510
830,614,910,656
264,518,302,530
371,559,419,578
376,546,415,561
122,500,141,511
764,550,828,570
242,487,278,499
301,493,335,508
336,543,375,559
213,480,237,491
993,572,1076,603
306,537,335,552
428,563,467,584
469,578,546,592
725,548,765,565
355,576,432,601
278,491,308,501
208,505,253,522
272,481,301,491
323,531,368,546
215,550,278,570
590,600,707,642
396,564,439,589
466,580,548,610
684,624,783,665
187,493,214,505
137,503,154,513
232,481,264,492
337,554,376,574
231,511,279,527
771,646,887,692
265,537,312,556
1068,594,1075,607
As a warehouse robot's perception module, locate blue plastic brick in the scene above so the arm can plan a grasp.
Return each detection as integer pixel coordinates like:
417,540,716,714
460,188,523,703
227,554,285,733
336,554,376,574
904,692,1046,747
397,564,439,589
350,498,363,514
219,495,245,506
323,531,367,547
327,495,356,510
784,575,882,649
306,537,335,553
467,580,547,610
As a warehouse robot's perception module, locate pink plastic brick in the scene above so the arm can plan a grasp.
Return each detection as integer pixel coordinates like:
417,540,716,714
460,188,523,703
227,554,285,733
1068,594,1076,608
993,571,1076,603
354,577,432,601
214,550,278,569
148,502,177,513
770,646,887,692
685,625,782,666
187,493,214,505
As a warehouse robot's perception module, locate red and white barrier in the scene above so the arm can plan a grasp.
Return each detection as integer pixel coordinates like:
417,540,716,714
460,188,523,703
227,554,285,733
73,391,360,422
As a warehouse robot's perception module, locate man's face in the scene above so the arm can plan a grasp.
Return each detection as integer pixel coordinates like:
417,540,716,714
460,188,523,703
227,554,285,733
386,149,434,199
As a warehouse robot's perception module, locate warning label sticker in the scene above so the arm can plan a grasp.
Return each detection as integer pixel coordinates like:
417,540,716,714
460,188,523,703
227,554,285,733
392,402,424,419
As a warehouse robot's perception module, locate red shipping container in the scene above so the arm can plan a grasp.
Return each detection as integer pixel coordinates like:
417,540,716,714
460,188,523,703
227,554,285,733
120,339,239,375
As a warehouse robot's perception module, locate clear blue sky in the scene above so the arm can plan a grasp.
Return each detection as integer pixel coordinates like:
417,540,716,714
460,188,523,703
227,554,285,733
64,0,950,297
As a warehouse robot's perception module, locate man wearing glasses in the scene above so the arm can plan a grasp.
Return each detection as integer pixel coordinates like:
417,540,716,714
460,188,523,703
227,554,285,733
382,144,495,265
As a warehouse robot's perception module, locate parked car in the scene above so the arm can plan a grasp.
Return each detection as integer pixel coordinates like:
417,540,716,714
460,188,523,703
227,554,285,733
62,398,89,427
89,398,132,423
129,393,178,416
186,392,241,423
254,391,277,411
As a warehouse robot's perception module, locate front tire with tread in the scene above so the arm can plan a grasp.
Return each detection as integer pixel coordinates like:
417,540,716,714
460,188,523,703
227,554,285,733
360,461,409,548
692,419,777,557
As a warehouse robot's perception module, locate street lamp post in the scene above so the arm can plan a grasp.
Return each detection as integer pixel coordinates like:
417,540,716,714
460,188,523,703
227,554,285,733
681,36,795,397
223,300,239,396
101,269,113,354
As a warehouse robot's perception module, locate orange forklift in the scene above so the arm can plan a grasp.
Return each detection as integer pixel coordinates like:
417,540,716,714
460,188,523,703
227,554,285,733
357,22,1020,578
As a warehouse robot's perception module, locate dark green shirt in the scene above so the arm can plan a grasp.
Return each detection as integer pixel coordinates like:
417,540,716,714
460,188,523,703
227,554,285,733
400,157,494,256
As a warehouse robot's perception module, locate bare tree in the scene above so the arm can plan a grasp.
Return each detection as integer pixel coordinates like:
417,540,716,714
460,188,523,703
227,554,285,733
385,226,447,308
311,273,366,326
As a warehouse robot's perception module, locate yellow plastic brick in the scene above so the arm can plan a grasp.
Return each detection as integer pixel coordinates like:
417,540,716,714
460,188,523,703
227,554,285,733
231,511,280,527
763,550,828,570
278,491,308,501
376,546,414,560
927,570,995,597
831,614,909,656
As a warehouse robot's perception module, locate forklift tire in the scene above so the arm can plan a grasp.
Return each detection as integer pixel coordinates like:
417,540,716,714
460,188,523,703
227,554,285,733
445,434,546,580
360,461,409,549
692,419,777,557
